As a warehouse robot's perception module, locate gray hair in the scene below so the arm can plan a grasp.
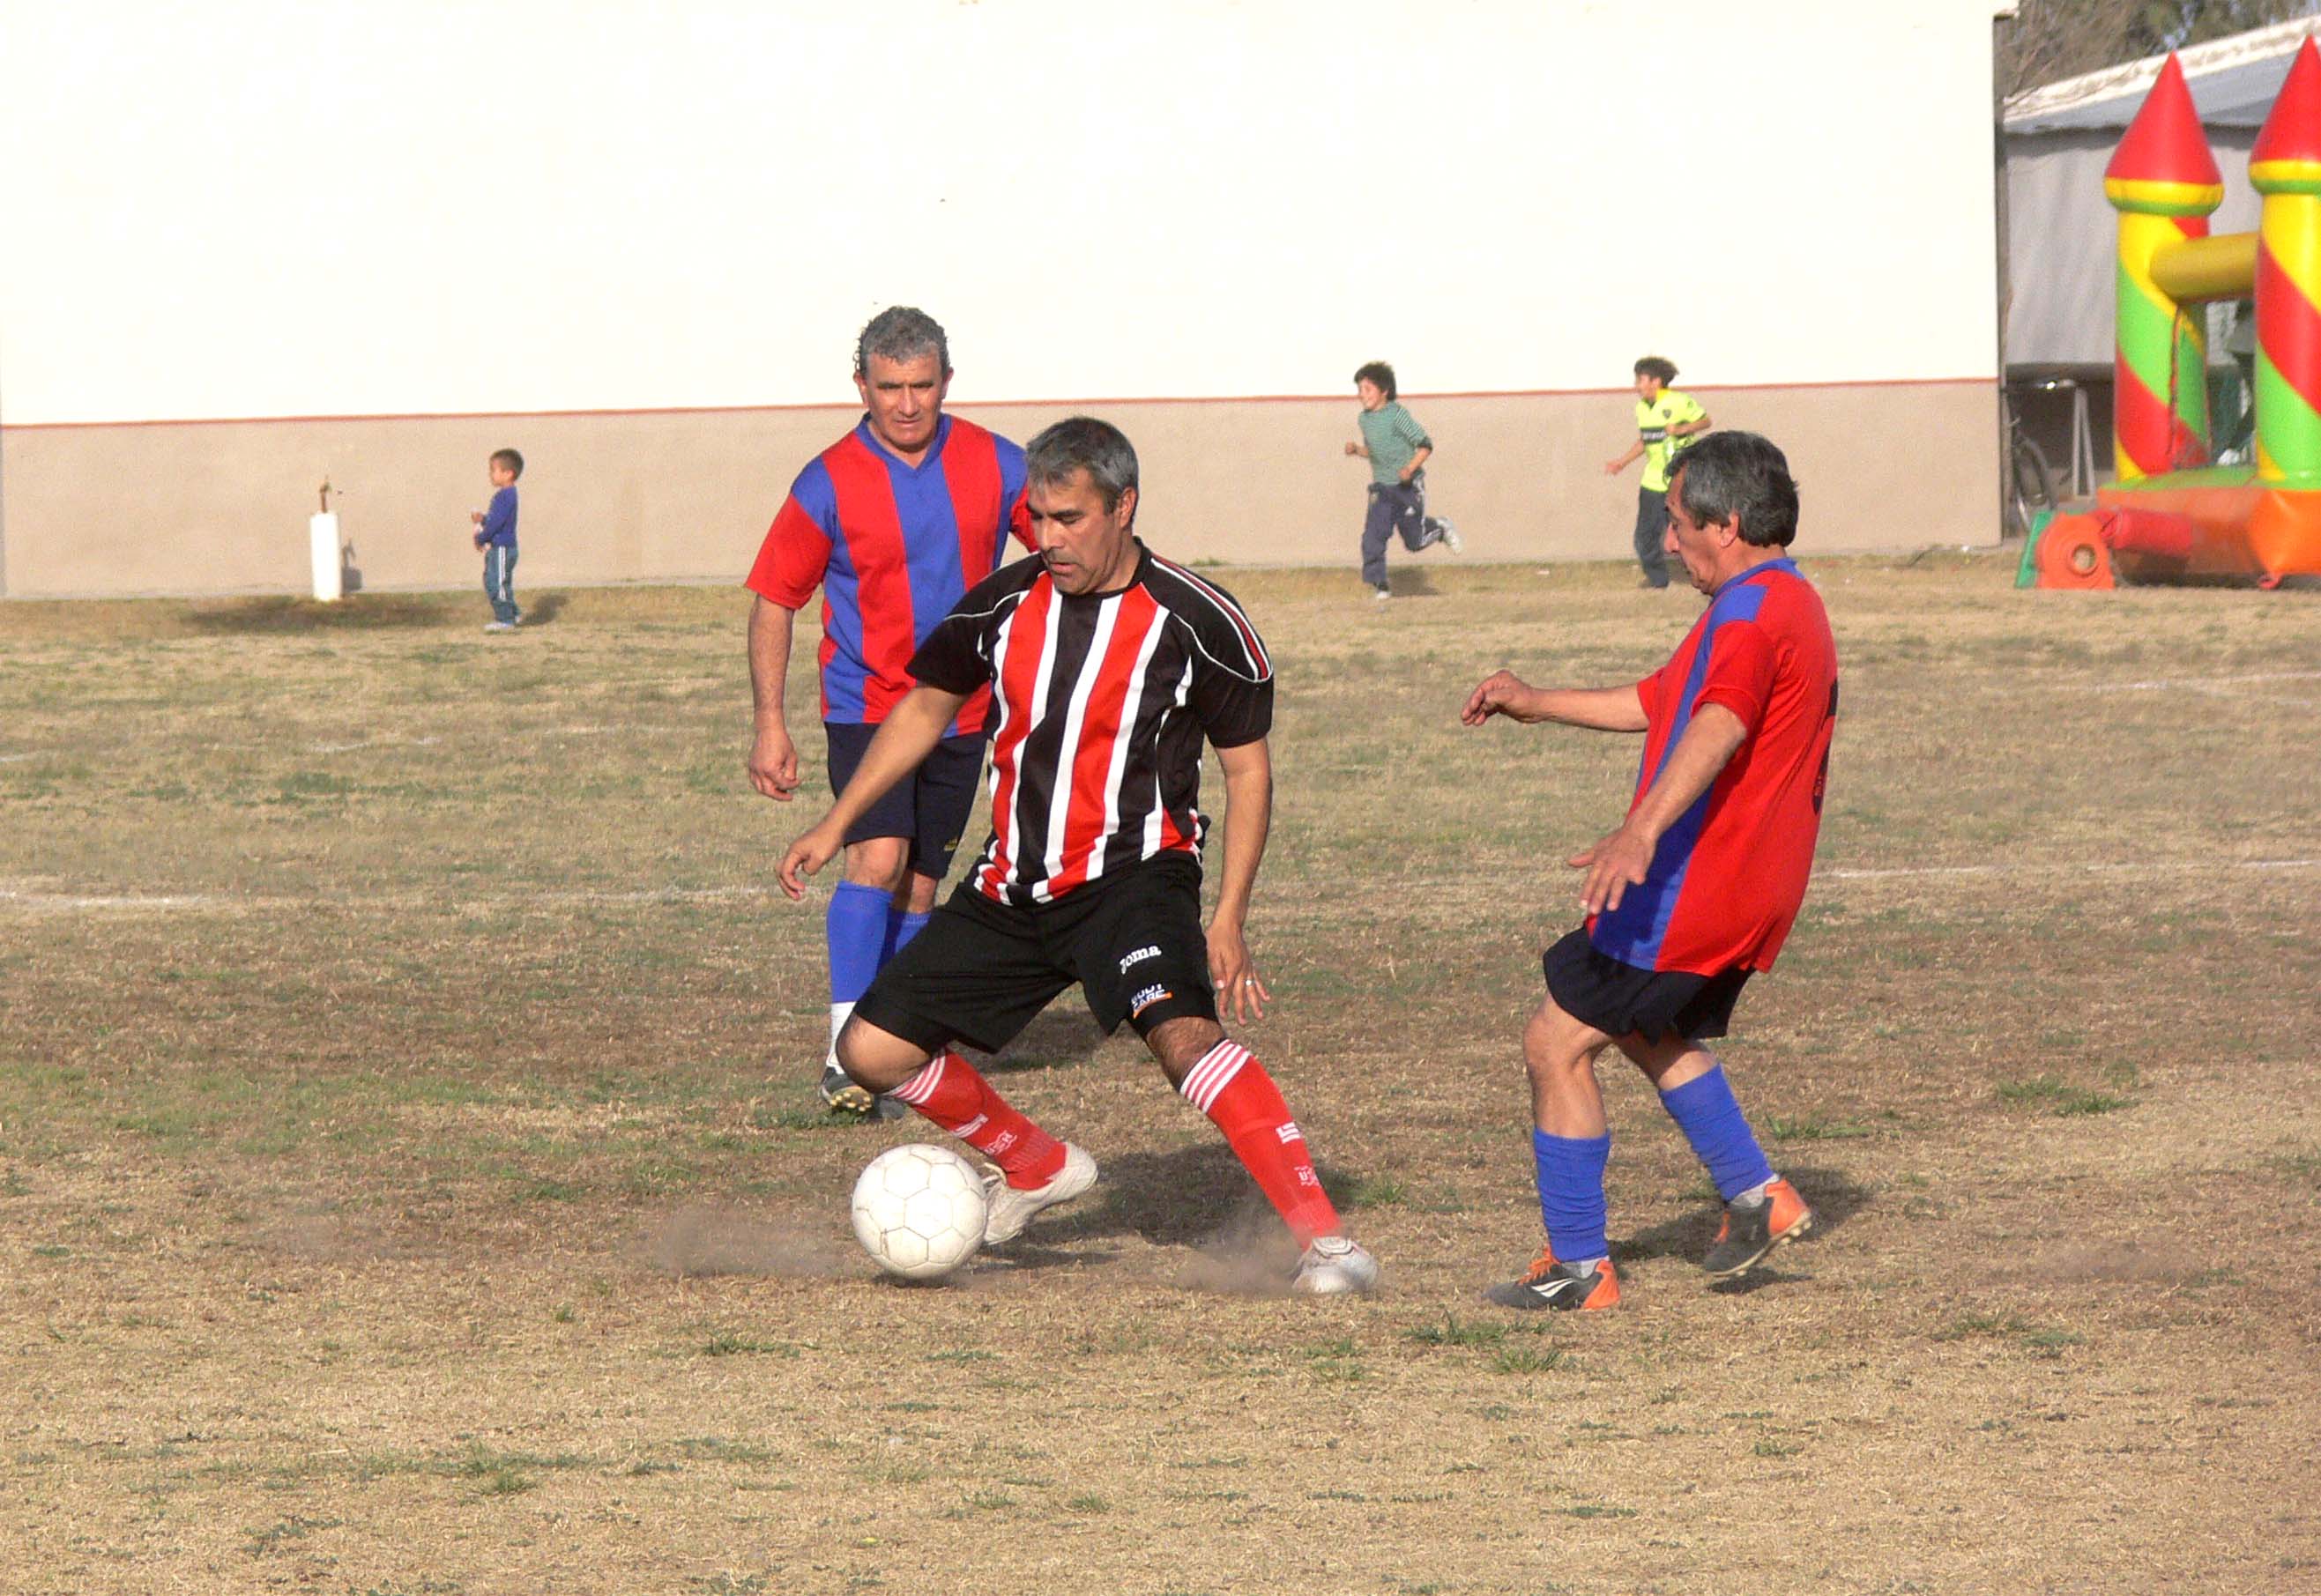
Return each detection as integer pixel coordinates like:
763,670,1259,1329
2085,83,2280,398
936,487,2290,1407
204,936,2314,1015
1026,417,1139,516
1670,430,1799,548
854,306,950,376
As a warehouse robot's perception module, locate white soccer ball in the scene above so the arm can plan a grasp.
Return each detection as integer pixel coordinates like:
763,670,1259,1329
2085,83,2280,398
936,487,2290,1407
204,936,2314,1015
851,1143,988,1281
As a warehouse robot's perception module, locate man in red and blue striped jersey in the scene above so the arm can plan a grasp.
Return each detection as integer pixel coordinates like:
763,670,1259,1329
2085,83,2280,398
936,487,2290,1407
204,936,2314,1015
745,308,1033,1117
777,418,1379,1294
1462,430,1837,1310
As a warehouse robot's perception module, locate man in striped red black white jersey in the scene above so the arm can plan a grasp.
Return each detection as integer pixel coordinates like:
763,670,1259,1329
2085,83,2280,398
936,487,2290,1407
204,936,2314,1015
779,417,1379,1293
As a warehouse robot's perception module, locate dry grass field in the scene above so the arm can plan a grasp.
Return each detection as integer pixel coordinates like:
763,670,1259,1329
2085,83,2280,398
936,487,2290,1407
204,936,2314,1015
2,553,2317,1595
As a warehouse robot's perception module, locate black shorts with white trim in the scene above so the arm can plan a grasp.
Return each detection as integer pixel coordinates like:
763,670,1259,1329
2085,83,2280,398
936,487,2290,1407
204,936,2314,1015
852,855,1218,1057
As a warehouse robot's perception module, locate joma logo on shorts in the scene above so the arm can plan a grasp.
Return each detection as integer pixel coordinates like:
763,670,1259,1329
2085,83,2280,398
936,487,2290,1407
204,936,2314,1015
1129,984,1171,1016
1118,945,1162,973
1276,1122,1303,1143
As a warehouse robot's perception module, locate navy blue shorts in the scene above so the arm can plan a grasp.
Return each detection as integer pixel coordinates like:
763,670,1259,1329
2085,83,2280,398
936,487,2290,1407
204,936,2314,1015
1542,927,1752,1043
852,857,1218,1056
825,723,986,881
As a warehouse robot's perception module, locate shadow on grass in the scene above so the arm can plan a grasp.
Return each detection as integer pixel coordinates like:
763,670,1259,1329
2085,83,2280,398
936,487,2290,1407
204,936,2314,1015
1614,1163,1871,1268
986,1010,1111,1073
187,594,450,633
1002,1141,1369,1258
522,592,569,627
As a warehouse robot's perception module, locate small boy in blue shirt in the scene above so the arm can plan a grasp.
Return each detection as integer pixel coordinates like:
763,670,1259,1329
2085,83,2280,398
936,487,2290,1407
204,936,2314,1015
472,448,524,631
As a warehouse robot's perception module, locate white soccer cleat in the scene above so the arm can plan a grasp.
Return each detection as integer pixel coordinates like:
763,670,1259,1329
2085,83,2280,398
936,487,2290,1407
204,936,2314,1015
981,1142,1098,1244
1292,1236,1380,1295
1434,518,1463,554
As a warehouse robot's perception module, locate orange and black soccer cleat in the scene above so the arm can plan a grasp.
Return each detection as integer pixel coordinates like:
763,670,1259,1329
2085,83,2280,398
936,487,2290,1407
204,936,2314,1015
1484,1243,1620,1311
1704,1177,1814,1276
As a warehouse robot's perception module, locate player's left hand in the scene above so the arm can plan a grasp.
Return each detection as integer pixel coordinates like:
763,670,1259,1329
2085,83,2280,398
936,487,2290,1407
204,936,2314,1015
1207,918,1269,1025
1462,669,1531,725
778,820,844,902
1568,822,1655,916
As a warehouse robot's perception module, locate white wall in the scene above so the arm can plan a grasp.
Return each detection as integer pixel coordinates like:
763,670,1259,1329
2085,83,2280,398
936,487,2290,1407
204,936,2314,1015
1,0,2005,424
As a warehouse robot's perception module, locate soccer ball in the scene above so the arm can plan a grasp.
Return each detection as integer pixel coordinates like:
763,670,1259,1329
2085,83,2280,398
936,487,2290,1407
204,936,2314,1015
851,1143,988,1281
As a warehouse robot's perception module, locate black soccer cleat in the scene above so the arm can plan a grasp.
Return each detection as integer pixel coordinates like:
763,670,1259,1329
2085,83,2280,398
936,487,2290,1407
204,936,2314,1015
1483,1248,1619,1311
817,1061,875,1117
1703,1177,1814,1276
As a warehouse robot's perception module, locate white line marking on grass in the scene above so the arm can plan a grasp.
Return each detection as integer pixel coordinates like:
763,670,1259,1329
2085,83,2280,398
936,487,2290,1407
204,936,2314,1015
2093,671,2321,694
1827,858,2321,881
19,860,2307,918
308,735,443,754
0,753,37,764
0,890,223,911
539,886,773,905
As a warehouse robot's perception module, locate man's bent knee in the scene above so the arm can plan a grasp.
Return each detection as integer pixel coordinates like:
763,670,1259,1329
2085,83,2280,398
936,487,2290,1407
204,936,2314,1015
840,837,910,892
1144,1014,1226,1087
1523,997,1611,1079
834,1016,932,1093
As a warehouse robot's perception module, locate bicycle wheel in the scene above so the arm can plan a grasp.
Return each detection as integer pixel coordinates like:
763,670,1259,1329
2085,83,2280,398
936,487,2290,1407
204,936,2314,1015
2007,434,2057,539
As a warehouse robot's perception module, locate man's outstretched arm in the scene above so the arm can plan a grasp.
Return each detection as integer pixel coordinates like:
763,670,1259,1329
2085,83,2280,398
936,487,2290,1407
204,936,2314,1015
778,684,970,897
1462,671,1648,731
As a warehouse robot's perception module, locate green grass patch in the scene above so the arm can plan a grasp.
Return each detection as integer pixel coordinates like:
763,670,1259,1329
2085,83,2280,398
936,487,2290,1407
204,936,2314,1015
1761,1114,1872,1141
1490,1345,1566,1376
1995,1076,2134,1116
1403,1315,1508,1348
700,1333,801,1359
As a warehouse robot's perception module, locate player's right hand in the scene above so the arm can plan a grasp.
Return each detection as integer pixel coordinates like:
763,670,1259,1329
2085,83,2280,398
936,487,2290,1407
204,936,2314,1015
1569,822,1654,916
1461,670,1529,726
1602,458,1623,475
778,821,843,901
748,725,800,800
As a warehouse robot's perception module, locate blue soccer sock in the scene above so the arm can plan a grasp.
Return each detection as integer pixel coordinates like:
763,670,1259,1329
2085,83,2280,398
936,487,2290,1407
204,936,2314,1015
1658,1064,1777,1203
882,905,932,963
826,882,890,1008
1531,1130,1611,1266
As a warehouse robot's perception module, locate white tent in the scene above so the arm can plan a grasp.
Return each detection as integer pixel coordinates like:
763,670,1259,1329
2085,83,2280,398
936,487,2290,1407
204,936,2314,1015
2002,18,2319,369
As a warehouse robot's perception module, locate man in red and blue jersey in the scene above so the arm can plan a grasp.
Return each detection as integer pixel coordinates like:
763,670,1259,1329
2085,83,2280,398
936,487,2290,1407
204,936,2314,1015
1461,430,1838,1310
745,308,1033,1117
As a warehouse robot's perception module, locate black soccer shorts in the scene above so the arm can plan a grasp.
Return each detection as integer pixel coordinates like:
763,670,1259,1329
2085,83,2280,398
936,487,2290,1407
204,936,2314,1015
1542,926,1752,1043
851,855,1219,1056
824,723,986,880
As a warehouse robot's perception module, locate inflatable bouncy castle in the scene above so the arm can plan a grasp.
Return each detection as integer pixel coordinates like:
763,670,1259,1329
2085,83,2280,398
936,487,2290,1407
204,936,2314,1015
2031,37,2321,589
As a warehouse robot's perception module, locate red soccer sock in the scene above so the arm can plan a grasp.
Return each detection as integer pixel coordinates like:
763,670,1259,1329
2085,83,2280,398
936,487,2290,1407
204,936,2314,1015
1179,1040,1342,1244
890,1051,1067,1189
